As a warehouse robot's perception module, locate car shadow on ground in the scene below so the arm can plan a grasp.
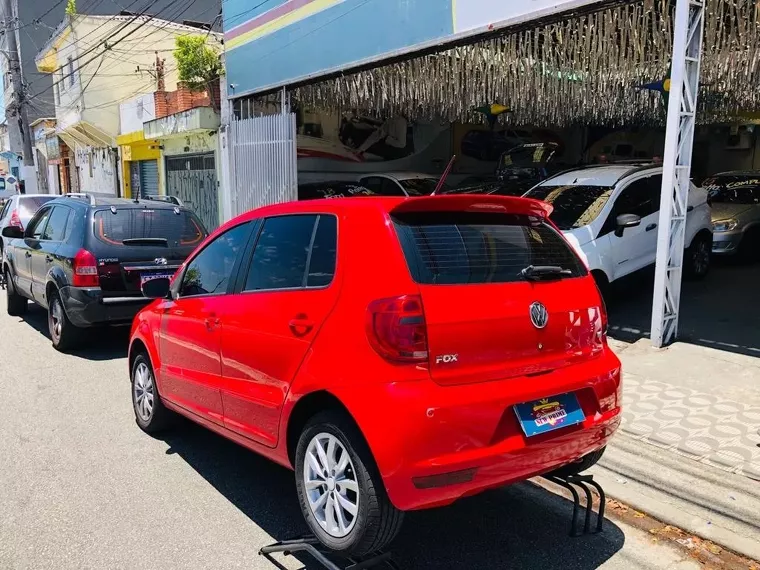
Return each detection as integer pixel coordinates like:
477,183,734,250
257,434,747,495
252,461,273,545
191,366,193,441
161,422,625,570
607,259,760,358
18,303,130,361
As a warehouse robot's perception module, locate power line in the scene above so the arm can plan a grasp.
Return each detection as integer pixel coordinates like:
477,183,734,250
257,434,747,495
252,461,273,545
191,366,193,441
224,0,277,31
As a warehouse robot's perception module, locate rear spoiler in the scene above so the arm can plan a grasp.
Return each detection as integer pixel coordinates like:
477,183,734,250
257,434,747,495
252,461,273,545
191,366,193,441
390,195,553,218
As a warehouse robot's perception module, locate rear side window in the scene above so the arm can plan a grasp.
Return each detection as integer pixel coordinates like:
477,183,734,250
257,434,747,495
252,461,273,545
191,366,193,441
94,208,206,247
244,214,337,291
19,196,54,218
42,206,71,241
393,212,586,285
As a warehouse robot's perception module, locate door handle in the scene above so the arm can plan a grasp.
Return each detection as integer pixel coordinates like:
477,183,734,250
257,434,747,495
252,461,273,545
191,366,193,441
24,251,31,258
646,223,657,232
204,316,221,331
289,314,314,336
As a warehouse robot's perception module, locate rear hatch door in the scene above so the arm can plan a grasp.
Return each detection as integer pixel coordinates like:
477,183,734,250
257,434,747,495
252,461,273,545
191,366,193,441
391,197,605,386
91,205,207,296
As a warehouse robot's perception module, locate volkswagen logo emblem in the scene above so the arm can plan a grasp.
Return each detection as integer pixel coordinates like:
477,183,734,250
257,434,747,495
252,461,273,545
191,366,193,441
154,257,168,266
530,302,549,329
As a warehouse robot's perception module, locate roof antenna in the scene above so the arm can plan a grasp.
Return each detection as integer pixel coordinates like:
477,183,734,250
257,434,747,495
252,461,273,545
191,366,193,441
431,155,457,195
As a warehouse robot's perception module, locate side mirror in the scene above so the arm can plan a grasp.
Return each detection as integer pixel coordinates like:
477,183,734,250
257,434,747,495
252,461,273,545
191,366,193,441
141,277,171,299
1,226,23,239
615,213,642,237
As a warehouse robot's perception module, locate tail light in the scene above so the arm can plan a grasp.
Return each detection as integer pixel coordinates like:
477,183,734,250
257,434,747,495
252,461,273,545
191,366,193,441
8,209,22,229
72,249,100,287
366,295,428,363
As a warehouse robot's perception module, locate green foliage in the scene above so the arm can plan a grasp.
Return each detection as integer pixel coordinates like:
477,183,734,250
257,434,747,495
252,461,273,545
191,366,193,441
65,0,76,16
173,35,223,91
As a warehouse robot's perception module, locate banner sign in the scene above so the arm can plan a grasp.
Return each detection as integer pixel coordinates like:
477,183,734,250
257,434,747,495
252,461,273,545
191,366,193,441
223,0,608,97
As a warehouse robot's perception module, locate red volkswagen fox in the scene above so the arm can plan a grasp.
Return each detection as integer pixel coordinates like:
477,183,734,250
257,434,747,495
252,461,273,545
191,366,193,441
128,195,621,555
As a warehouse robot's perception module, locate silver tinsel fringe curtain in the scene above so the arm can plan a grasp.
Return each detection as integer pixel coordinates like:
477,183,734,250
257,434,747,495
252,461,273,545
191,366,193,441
287,0,760,127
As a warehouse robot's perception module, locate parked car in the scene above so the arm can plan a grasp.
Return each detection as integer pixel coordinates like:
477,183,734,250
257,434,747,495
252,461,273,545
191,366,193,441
128,194,622,556
524,164,713,288
357,172,447,196
298,181,377,200
701,171,760,258
2,194,207,351
0,194,56,260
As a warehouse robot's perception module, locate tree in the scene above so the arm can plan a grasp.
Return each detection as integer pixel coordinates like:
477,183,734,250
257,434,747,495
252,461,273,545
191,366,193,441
65,0,76,16
174,35,223,93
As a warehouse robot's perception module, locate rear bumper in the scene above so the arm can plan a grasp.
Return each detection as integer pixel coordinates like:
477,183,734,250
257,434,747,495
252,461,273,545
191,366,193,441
333,350,622,511
59,286,152,327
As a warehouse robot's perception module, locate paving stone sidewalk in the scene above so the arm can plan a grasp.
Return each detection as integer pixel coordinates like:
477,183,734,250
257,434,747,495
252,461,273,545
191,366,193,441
611,339,760,481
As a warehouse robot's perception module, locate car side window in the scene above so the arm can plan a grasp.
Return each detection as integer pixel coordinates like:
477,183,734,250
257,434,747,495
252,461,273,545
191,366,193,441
27,207,52,240
178,222,250,298
245,215,318,291
0,199,10,221
600,175,662,237
306,215,337,287
42,206,71,242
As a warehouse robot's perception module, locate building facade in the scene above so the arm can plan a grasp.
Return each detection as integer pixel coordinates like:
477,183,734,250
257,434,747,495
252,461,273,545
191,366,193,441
35,14,221,197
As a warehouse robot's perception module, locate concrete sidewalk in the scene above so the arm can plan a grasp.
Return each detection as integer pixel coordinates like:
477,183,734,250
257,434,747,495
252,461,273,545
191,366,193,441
595,338,760,559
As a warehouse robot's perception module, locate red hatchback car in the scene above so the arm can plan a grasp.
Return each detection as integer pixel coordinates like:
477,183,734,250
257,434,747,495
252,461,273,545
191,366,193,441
128,195,622,555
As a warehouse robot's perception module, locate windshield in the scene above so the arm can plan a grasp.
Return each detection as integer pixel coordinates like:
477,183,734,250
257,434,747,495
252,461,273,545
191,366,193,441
399,178,442,196
704,176,760,205
525,185,614,230
94,208,207,247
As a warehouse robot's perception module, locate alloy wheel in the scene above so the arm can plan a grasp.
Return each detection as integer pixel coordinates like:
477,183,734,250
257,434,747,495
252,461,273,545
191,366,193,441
303,433,360,538
50,299,64,340
133,362,155,422
693,239,710,275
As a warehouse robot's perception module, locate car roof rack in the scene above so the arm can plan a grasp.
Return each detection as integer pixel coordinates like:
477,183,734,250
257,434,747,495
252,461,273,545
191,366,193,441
63,192,97,205
138,194,184,207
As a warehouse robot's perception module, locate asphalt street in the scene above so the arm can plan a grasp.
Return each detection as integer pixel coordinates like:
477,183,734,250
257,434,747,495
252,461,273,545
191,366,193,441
0,298,707,570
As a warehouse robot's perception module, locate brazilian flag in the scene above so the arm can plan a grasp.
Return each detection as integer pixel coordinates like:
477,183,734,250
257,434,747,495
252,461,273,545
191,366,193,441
474,104,511,129
639,65,671,109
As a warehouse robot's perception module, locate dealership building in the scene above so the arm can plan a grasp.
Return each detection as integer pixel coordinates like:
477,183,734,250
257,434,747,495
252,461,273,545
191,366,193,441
220,0,759,352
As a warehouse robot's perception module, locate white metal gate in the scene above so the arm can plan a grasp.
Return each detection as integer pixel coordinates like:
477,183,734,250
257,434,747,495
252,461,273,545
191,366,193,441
229,111,297,217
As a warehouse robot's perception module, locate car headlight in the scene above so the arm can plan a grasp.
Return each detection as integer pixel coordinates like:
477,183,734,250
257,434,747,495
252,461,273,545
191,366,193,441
712,219,738,232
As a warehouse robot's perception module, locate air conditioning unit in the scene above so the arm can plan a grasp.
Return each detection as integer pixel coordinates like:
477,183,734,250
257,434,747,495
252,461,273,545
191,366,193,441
725,130,753,150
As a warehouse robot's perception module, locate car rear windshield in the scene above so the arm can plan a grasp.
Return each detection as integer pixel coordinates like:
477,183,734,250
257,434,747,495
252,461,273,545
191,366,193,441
94,207,207,247
524,185,614,230
392,211,586,285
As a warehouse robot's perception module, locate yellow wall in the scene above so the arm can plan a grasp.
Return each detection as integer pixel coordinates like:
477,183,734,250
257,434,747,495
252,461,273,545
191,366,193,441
119,138,160,199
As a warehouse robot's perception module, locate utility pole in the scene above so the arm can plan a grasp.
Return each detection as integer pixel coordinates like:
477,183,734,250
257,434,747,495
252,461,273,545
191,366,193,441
2,0,35,170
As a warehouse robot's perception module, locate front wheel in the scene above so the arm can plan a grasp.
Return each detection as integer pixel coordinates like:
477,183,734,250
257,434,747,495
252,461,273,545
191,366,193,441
295,411,404,556
131,352,173,434
684,234,711,280
48,291,83,351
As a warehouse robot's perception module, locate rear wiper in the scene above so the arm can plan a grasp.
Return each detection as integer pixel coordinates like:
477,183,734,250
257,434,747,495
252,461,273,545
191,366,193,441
519,265,573,281
121,238,168,246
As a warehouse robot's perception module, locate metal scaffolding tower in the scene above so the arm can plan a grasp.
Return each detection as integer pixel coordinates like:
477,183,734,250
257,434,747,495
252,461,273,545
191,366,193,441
651,0,706,348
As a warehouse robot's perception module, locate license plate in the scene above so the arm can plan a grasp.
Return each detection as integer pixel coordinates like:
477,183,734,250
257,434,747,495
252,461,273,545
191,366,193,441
140,272,173,288
514,393,585,437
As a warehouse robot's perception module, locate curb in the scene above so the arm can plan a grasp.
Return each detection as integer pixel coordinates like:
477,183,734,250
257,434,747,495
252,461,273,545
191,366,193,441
599,475,760,562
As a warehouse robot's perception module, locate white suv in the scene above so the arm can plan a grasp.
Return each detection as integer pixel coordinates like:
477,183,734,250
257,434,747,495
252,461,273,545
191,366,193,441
524,164,713,288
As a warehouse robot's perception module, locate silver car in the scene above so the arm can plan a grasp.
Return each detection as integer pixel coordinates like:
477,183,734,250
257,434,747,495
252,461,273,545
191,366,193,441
704,172,760,257
0,194,56,259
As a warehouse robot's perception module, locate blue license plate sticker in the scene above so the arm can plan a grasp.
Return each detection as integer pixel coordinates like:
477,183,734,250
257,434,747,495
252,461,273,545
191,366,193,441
514,393,585,437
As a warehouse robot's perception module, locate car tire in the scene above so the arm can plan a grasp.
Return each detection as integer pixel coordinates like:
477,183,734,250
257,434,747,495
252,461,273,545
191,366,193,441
48,290,83,351
548,446,606,477
295,411,404,556
684,233,711,280
131,352,173,434
5,268,28,316
591,270,611,301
